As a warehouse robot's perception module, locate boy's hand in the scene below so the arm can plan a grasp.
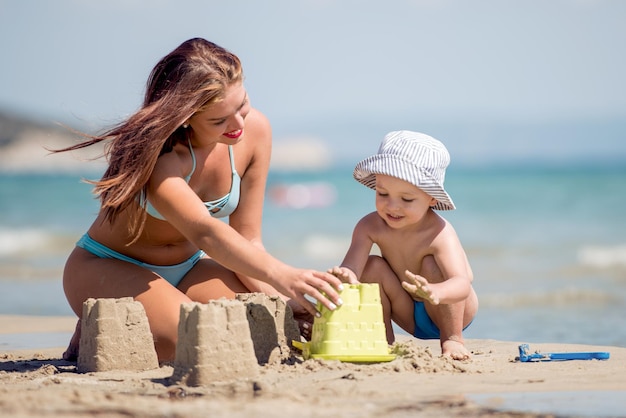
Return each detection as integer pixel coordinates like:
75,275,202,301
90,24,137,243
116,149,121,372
402,270,440,305
327,266,359,284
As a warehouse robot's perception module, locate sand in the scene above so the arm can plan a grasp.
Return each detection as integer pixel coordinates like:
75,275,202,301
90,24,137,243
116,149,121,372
1,311,625,417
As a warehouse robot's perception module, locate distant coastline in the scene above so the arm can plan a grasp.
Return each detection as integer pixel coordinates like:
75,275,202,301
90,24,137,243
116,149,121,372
0,111,105,174
2,109,626,173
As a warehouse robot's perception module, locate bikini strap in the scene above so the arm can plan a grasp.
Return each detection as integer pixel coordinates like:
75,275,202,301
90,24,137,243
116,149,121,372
185,137,197,183
227,145,236,173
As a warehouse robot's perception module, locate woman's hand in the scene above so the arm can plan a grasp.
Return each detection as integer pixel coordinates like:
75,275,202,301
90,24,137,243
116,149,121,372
327,266,359,284
277,268,344,319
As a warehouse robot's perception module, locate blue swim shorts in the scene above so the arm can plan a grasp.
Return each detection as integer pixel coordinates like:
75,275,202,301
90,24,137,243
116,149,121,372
413,301,472,340
76,233,205,287
413,301,441,339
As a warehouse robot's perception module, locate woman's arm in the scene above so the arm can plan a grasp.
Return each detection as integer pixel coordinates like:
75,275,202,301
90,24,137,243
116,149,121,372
226,109,283,295
145,111,342,316
152,172,343,315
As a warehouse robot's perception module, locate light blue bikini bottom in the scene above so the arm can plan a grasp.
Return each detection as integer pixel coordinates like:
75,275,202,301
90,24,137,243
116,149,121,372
76,233,205,287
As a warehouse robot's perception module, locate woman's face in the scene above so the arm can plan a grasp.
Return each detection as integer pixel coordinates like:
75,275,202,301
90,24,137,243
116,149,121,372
187,82,251,145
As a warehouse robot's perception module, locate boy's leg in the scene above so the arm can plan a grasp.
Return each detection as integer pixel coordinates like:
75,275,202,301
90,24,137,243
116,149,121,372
420,256,478,359
360,255,416,344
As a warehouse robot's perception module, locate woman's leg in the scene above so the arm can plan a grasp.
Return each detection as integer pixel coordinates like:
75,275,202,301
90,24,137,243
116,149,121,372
176,258,249,301
63,247,192,362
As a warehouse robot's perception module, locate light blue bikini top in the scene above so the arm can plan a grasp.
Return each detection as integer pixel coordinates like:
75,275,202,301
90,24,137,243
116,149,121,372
144,142,241,220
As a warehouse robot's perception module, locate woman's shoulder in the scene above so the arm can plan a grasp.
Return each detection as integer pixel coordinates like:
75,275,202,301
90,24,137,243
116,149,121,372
152,141,194,180
235,107,272,163
245,107,271,139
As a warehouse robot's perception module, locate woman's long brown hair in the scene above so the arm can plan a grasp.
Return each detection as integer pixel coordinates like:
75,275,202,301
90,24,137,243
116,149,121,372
52,38,243,242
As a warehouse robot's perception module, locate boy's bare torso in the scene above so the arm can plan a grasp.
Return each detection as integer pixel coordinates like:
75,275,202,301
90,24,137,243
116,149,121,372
365,210,444,277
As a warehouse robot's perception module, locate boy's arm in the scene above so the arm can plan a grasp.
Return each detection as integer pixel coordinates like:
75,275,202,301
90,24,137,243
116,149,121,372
404,221,473,305
329,215,376,283
430,222,473,304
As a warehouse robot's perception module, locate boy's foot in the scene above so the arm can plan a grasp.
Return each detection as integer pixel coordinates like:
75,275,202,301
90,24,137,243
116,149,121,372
441,338,471,360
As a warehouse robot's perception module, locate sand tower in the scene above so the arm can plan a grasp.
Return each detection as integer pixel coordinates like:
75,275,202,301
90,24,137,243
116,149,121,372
236,292,300,365
77,297,158,373
171,299,259,386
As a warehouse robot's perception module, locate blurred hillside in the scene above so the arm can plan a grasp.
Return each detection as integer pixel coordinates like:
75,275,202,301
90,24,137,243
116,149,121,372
0,109,340,174
0,111,333,174
0,111,105,174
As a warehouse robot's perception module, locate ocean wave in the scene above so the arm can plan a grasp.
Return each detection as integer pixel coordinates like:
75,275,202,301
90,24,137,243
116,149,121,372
302,234,351,261
0,227,70,281
479,287,621,308
0,228,53,256
578,244,626,268
0,226,77,260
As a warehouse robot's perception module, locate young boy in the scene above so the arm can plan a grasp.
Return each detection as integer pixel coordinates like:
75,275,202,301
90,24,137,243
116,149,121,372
329,130,478,360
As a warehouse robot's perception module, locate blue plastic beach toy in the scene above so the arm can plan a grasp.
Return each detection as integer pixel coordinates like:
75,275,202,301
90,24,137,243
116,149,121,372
518,344,610,362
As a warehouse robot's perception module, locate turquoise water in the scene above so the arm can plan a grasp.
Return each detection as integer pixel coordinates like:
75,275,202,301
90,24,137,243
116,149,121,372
1,164,625,347
469,391,626,417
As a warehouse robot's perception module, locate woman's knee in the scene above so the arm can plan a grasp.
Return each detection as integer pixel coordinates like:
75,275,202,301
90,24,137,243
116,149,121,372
152,331,177,362
62,248,96,316
138,297,184,362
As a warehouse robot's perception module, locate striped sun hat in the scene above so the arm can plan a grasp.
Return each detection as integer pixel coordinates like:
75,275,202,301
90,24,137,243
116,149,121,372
353,130,455,210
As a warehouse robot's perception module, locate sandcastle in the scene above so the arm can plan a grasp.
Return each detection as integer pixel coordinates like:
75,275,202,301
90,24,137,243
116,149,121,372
172,293,299,386
77,293,301,384
236,293,300,365
295,283,396,362
171,299,259,386
77,297,158,373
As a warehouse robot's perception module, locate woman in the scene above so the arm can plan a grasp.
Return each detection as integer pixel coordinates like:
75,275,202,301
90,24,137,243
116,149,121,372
57,38,343,362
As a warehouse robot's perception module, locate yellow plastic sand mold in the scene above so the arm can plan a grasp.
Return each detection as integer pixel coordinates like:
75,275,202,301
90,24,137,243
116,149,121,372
293,283,396,363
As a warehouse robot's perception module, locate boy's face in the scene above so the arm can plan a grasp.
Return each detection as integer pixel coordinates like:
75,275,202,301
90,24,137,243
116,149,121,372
374,174,437,229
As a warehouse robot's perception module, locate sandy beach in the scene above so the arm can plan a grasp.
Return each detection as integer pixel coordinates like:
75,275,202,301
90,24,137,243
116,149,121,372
1,314,624,418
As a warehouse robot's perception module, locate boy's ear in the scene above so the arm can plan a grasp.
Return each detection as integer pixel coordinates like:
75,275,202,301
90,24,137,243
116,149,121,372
429,197,438,207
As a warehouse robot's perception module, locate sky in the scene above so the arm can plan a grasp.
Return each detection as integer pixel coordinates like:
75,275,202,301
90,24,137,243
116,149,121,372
1,0,625,166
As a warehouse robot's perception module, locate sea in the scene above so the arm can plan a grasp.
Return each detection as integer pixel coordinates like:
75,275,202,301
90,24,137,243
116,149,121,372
1,162,625,349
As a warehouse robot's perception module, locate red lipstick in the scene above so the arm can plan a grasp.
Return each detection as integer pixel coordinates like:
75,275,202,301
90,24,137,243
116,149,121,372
224,129,243,139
